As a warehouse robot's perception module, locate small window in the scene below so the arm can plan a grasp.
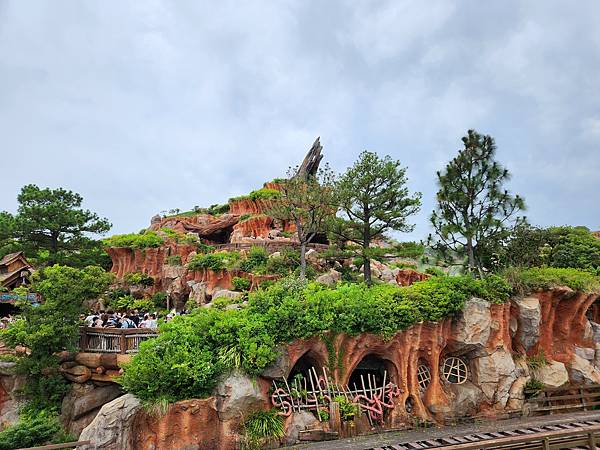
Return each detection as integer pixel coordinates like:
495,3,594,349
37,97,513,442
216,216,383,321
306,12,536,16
441,357,468,384
417,364,431,391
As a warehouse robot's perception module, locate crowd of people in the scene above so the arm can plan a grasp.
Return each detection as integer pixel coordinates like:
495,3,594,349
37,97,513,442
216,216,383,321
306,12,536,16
82,310,165,329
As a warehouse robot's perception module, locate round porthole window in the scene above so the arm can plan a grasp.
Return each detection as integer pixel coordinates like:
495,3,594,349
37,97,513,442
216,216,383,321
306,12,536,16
417,364,431,392
441,357,468,384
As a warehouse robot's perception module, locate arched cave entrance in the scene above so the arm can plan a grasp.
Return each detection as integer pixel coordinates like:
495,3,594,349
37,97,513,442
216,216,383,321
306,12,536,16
587,300,600,326
311,233,329,245
0,302,20,318
287,350,324,384
348,354,396,391
202,225,234,245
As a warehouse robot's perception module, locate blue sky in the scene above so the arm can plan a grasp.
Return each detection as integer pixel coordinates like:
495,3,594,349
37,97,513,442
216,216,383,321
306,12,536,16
1,1,599,240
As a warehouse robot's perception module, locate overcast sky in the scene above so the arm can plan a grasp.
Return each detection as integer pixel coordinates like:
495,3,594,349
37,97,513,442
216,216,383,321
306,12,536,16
1,1,599,240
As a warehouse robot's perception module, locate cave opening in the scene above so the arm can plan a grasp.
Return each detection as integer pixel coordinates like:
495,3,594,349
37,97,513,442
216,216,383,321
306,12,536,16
311,232,329,245
202,225,234,245
287,351,323,384
348,354,395,391
587,300,600,326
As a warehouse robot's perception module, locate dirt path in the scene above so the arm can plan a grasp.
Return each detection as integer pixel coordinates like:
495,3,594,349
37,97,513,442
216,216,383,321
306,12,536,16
282,410,600,449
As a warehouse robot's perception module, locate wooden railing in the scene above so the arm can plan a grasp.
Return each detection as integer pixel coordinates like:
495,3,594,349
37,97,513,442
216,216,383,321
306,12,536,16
212,241,329,253
79,327,158,354
524,383,600,415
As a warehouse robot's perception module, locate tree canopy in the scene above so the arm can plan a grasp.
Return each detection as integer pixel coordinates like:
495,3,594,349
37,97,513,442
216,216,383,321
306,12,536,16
1,185,111,268
332,151,421,284
430,130,525,275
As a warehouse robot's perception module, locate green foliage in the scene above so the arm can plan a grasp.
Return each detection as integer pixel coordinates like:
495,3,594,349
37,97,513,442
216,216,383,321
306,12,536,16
241,409,285,450
239,246,269,273
430,130,525,275
239,214,252,222
333,395,359,421
187,251,240,272
424,267,446,277
121,274,514,403
524,378,545,398
230,188,282,202
504,267,600,294
124,272,155,287
333,151,422,284
207,203,230,215
2,265,113,412
166,255,182,266
392,241,425,259
151,292,168,309
547,226,600,270
0,411,73,450
526,350,549,370
103,230,164,249
197,243,216,254
267,165,336,279
232,277,251,292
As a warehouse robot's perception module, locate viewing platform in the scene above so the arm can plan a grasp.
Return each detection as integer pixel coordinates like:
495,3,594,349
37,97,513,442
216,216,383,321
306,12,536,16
79,327,158,354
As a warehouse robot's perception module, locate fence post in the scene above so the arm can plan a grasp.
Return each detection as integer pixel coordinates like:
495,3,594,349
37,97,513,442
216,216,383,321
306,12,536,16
543,437,550,450
120,331,127,355
80,327,89,352
589,432,597,450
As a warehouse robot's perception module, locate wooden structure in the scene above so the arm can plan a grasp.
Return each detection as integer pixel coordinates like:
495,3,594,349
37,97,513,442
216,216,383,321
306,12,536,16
0,251,32,291
212,241,328,253
79,327,158,354
271,366,400,425
371,419,600,449
524,383,600,415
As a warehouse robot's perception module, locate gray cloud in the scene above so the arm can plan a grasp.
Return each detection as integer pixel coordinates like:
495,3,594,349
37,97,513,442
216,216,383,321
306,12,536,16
1,0,598,239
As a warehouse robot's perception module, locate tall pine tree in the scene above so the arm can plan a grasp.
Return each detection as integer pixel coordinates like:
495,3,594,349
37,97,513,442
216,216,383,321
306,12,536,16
429,130,525,275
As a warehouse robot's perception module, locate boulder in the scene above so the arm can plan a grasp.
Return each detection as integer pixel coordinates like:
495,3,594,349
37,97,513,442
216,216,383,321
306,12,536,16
0,370,26,429
261,348,290,379
61,363,92,384
450,297,492,355
285,411,319,445
187,281,209,305
316,269,341,286
445,382,485,417
506,376,530,410
62,383,123,436
215,371,267,421
569,354,600,384
533,361,569,388
472,349,518,407
514,297,541,352
212,289,242,301
575,346,596,362
78,394,142,450
305,249,319,262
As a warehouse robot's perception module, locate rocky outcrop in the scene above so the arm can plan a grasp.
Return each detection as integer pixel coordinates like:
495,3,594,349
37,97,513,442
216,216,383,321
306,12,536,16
78,394,142,450
0,362,25,429
450,297,492,355
62,383,123,436
215,371,267,421
316,269,341,286
533,361,569,388
396,269,430,286
513,296,541,352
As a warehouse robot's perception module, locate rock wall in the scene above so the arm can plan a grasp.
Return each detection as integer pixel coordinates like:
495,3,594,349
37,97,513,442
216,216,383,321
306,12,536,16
76,287,600,449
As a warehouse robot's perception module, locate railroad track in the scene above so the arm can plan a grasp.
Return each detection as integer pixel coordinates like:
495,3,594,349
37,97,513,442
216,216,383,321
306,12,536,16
368,419,600,449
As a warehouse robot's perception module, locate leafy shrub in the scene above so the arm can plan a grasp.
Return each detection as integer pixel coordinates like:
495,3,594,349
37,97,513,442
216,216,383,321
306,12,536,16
504,267,600,294
393,241,425,259
239,246,269,273
197,242,216,254
151,292,168,309
425,267,446,277
187,251,240,272
230,188,282,202
124,272,155,287
239,214,252,222
0,411,72,450
166,255,182,266
232,277,251,292
527,350,549,370
242,409,285,450
120,273,548,403
207,203,230,215
524,378,545,398
103,231,164,249
333,395,359,421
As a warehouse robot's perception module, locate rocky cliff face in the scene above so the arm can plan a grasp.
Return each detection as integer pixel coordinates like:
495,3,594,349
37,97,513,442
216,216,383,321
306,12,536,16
76,287,600,449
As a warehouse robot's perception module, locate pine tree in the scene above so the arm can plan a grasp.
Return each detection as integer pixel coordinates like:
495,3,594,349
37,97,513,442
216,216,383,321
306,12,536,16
429,130,525,275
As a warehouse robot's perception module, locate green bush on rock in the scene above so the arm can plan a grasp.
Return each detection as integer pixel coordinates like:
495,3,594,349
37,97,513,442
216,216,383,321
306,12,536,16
103,231,164,249
121,274,512,403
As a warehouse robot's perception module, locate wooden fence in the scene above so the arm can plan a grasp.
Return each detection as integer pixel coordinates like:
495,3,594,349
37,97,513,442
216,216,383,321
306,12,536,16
212,241,329,253
79,327,158,354
524,383,600,415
